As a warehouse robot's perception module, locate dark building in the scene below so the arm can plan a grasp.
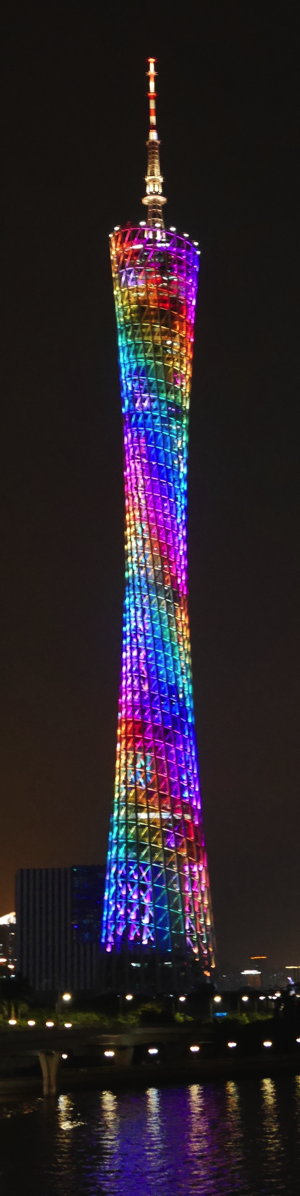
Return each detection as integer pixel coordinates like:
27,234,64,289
16,866,105,995
0,912,16,978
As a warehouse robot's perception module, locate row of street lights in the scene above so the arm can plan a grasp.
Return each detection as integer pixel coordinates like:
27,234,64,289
103,1043,201,1059
96,1038,300,1059
8,1018,73,1028
122,993,187,1003
7,992,73,1028
212,990,297,1010
7,992,191,1027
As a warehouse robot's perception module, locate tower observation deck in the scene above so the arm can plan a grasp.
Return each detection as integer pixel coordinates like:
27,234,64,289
101,60,215,991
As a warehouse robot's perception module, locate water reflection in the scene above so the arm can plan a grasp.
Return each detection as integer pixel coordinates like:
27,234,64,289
187,1081,246,1194
101,1088,118,1134
295,1074,300,1112
98,1089,120,1191
188,1082,203,1159
146,1087,161,1148
1,1078,300,1195
261,1076,283,1189
58,1093,74,1131
145,1089,165,1186
57,1093,85,1131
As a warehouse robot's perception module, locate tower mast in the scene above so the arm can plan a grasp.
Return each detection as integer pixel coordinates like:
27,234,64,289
142,57,167,228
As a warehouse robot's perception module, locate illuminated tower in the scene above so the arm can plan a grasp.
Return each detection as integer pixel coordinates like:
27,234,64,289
102,60,215,988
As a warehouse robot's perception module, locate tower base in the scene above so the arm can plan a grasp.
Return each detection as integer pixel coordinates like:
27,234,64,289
100,946,213,996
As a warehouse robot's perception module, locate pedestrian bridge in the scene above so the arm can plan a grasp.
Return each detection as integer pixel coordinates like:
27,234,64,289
0,1024,207,1095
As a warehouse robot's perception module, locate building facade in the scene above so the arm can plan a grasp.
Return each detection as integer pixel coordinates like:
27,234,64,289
0,912,16,978
102,60,215,988
16,866,105,994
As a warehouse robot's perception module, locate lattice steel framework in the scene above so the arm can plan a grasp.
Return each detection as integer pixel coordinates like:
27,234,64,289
101,60,215,978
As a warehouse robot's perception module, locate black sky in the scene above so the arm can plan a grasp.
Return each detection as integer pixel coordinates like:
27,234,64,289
1,2,299,968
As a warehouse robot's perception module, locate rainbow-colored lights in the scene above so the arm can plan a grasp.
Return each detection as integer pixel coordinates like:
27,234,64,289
101,223,215,971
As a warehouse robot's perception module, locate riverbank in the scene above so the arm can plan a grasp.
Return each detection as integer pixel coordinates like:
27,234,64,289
1,1049,300,1098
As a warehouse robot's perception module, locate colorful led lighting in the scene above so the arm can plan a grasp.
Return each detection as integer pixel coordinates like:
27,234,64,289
101,222,215,969
101,61,215,974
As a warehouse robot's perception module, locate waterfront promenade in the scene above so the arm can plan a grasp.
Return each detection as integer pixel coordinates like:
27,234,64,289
1,1022,300,1096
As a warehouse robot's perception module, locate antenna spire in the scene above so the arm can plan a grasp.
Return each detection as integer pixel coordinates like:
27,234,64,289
142,58,167,228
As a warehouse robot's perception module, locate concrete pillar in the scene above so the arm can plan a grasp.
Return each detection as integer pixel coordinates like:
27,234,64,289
38,1051,61,1096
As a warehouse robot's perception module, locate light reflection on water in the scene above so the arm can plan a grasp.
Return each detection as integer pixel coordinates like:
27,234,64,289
58,1092,85,1131
1,1077,300,1195
261,1078,283,1189
145,1087,164,1176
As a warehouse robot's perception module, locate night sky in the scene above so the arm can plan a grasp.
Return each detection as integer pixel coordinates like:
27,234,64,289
1,4,299,969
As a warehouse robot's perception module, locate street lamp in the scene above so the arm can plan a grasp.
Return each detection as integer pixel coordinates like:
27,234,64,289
56,990,73,1016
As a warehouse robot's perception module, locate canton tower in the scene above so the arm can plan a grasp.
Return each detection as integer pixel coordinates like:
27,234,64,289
102,59,215,987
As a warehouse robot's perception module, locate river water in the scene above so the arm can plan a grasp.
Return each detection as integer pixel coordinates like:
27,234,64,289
1,1077,300,1194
